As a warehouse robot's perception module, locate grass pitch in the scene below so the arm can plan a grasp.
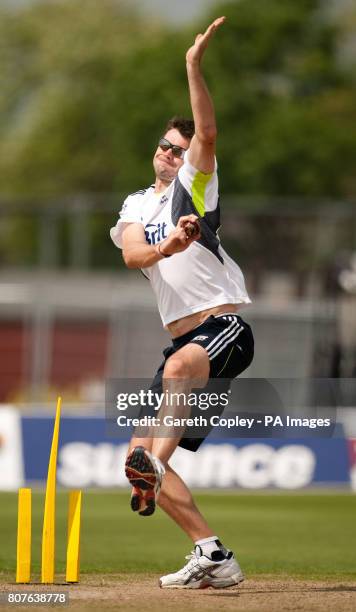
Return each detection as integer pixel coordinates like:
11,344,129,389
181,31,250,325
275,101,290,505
0,490,355,581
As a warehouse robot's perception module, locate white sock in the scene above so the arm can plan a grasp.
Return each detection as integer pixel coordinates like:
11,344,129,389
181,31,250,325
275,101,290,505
195,536,223,558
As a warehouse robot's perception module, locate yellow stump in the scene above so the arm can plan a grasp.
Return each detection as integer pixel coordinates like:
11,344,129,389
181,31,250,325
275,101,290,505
41,397,61,584
16,488,32,583
65,490,82,583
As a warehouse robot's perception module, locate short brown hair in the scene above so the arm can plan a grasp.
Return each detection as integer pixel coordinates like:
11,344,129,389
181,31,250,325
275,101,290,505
165,116,195,140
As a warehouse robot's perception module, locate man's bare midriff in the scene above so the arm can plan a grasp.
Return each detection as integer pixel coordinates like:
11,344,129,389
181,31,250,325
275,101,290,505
167,303,240,338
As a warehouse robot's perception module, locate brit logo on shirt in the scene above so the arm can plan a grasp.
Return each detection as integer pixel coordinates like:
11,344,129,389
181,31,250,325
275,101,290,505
145,222,168,244
160,195,168,205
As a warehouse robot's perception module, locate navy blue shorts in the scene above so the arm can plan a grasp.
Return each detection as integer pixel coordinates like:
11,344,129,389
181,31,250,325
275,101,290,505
148,313,254,452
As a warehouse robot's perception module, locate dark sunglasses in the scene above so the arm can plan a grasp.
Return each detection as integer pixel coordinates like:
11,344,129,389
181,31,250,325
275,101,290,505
158,137,187,160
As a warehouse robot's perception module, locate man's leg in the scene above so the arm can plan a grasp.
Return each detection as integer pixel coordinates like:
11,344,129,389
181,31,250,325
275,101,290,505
126,343,210,516
151,343,210,464
127,437,214,539
158,464,215,541
158,464,243,590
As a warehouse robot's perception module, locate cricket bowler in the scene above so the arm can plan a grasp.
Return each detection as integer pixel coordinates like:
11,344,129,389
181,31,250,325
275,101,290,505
110,16,254,588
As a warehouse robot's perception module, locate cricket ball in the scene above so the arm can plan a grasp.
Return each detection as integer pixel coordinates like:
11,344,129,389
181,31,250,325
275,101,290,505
184,219,200,237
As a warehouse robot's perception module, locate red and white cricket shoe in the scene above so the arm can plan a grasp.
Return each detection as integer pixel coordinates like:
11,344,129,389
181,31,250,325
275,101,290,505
125,446,165,516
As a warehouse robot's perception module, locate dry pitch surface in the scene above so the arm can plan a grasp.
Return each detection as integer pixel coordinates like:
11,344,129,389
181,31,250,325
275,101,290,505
1,575,356,611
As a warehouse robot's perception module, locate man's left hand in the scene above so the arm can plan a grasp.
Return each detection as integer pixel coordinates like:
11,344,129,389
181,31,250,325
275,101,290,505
186,16,226,66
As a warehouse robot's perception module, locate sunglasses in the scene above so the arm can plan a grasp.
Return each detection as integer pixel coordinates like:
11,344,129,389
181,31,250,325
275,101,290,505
158,137,187,160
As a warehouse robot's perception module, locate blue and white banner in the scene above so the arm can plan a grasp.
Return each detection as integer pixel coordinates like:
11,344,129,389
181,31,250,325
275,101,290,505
19,414,351,490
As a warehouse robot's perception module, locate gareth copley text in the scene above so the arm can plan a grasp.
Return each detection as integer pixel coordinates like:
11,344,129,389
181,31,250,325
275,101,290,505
116,415,332,430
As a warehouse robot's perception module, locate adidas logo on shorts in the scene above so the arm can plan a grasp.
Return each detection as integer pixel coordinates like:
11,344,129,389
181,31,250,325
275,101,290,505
193,335,209,341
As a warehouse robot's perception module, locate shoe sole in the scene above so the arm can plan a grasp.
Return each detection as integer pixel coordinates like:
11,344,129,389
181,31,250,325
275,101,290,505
126,447,157,516
159,574,244,589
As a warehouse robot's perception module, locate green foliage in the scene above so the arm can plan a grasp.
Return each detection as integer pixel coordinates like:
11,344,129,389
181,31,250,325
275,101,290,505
202,0,356,197
0,0,162,196
0,0,355,201
106,34,192,193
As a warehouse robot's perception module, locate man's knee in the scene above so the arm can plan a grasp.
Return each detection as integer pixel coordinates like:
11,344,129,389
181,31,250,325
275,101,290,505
164,356,190,379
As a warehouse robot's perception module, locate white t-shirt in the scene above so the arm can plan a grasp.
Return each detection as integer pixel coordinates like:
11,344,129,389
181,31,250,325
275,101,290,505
110,151,251,327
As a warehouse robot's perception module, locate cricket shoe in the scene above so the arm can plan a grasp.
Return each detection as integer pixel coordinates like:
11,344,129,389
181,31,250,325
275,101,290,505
159,546,244,589
125,446,165,516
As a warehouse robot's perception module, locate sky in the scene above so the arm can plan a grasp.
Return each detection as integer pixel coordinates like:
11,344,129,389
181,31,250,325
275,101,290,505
9,0,221,25
132,0,220,25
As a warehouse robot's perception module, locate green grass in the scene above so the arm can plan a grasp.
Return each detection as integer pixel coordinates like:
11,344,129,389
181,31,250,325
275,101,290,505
0,491,355,581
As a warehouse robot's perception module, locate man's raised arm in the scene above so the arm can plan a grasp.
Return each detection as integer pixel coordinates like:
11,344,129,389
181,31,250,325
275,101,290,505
186,16,225,175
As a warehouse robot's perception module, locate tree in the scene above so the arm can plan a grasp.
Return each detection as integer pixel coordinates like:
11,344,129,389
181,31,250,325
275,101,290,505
1,0,355,201
0,0,163,197
200,0,356,199
0,0,355,269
